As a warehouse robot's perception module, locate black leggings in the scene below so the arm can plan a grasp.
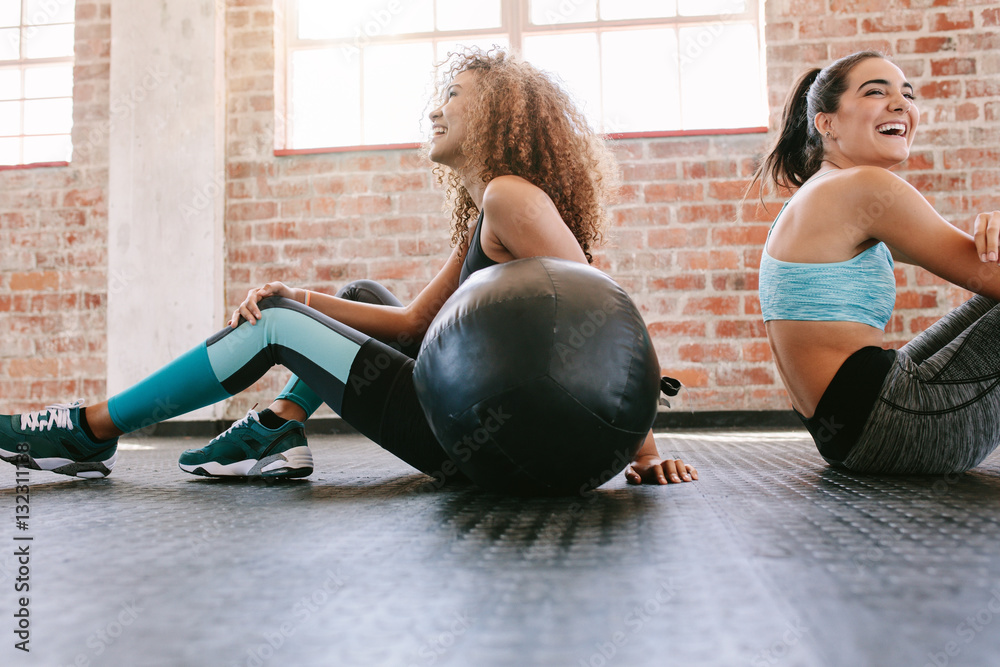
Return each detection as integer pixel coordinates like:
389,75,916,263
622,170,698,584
106,281,464,482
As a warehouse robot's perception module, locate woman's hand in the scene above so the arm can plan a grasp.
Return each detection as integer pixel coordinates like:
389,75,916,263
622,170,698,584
973,210,1000,263
625,454,698,485
229,281,299,327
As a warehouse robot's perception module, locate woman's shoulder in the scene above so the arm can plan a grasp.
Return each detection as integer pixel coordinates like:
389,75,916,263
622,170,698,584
793,166,912,216
482,175,554,220
483,175,545,202
807,165,907,198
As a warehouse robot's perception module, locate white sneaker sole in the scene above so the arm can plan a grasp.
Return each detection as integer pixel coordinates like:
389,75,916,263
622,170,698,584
3,452,117,479
179,446,313,478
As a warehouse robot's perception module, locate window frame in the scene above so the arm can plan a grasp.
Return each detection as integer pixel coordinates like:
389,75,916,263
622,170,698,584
274,0,767,155
0,0,76,170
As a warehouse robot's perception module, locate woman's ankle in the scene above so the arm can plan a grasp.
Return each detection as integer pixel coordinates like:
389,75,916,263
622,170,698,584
269,399,308,423
80,403,124,442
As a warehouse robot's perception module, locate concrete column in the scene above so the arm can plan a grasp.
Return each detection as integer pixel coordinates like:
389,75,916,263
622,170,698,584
107,0,226,424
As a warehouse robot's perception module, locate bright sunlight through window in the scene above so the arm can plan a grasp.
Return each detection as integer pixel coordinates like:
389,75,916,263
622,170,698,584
279,0,765,152
0,0,75,166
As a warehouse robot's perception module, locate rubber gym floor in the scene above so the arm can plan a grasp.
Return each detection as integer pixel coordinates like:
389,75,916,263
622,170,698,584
2,427,1000,667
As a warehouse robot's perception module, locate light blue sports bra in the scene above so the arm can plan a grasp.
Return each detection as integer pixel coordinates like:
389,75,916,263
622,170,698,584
758,201,896,330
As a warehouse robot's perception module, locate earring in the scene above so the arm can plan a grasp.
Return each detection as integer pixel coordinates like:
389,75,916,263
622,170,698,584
825,131,831,139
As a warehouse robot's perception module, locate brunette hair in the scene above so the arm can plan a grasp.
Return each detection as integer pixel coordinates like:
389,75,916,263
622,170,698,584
749,50,888,195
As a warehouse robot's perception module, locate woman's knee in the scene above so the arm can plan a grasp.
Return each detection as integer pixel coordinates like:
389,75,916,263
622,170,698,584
336,280,402,307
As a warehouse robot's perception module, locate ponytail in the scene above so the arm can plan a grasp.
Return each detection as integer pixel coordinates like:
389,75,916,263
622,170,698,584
747,50,888,201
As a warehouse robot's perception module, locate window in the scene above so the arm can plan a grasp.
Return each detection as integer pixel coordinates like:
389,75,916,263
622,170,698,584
278,0,765,152
0,0,75,166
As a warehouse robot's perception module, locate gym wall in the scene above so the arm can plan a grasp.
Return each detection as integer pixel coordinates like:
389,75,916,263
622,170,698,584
1,0,998,421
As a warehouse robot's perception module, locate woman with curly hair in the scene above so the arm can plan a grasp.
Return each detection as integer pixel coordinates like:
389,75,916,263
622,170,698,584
1,48,696,489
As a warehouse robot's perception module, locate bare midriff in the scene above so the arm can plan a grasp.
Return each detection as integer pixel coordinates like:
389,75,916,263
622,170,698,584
765,320,886,418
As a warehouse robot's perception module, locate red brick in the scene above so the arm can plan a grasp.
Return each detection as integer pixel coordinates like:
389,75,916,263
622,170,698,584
644,182,703,203
717,367,774,386
663,368,709,389
373,173,426,192
683,296,740,316
678,343,739,362
943,149,1000,169
966,79,1000,98
228,201,277,220
931,11,974,32
8,358,59,378
985,7,1000,27
649,275,705,291
799,17,857,39
10,272,59,291
63,188,103,207
918,80,961,99
931,58,976,77
711,225,769,246
676,204,737,224
829,0,891,12
647,321,706,337
861,14,924,33
895,291,938,309
895,36,955,54
742,342,773,363
341,194,398,217
715,320,766,338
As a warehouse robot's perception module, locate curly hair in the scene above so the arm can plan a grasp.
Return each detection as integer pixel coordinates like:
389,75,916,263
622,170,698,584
429,47,619,263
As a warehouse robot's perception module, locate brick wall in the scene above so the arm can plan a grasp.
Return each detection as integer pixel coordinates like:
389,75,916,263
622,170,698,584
2,0,999,421
0,2,109,415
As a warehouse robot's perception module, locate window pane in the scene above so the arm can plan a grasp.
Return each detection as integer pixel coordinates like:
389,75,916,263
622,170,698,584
25,0,74,26
0,27,18,59
436,0,500,30
23,96,71,133
297,0,352,40
290,48,361,148
363,42,433,144
602,29,679,133
0,136,19,163
24,62,71,97
678,0,746,16
530,0,596,25
383,0,432,35
23,132,70,162
298,0,419,40
523,33,601,129
601,0,676,20
0,1,20,28
0,67,20,98
679,22,764,129
24,23,73,58
0,98,20,134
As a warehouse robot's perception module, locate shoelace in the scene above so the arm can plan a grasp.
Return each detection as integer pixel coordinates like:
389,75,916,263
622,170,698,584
20,401,81,432
208,409,260,445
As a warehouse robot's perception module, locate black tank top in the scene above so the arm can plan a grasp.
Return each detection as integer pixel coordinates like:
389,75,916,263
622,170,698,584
459,211,499,285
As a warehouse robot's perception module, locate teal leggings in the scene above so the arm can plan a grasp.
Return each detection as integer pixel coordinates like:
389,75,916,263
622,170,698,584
275,280,420,417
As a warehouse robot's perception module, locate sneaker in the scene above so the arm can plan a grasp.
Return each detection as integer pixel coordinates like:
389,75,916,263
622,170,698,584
0,402,118,478
178,409,313,478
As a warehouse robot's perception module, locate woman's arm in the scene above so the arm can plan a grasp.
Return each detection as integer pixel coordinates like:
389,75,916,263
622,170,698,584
846,167,1000,297
480,175,588,263
230,242,465,344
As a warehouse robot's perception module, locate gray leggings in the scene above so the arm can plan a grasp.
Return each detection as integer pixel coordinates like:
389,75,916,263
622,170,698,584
845,295,1000,474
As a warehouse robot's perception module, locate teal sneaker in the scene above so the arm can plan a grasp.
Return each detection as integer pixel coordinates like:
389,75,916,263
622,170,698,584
0,402,118,478
178,410,313,478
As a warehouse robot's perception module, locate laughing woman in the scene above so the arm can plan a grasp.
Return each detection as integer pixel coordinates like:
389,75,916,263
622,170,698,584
0,48,696,489
753,50,1000,474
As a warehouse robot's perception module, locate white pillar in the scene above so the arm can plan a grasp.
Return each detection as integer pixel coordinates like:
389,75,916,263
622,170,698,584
107,0,226,423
